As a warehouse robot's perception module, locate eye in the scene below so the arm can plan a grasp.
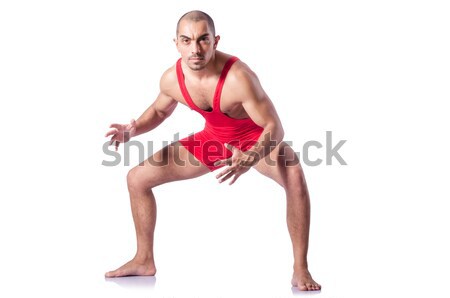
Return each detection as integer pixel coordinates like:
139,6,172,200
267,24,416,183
182,38,190,44
199,37,210,44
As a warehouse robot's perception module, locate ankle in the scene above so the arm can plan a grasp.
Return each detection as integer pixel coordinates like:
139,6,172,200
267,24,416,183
133,253,155,264
293,261,309,272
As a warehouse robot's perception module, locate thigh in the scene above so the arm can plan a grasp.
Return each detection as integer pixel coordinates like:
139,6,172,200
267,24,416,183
129,141,210,188
253,141,302,188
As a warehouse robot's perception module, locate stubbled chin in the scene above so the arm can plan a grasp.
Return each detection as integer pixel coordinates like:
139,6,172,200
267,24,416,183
188,63,206,71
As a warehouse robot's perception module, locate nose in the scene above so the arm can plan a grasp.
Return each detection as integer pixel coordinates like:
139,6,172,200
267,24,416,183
191,41,200,54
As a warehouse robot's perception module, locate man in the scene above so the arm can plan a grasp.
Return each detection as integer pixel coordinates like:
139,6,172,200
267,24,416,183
105,10,321,291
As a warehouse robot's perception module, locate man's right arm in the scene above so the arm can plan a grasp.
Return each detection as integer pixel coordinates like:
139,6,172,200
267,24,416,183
132,69,178,137
106,68,178,149
133,92,177,137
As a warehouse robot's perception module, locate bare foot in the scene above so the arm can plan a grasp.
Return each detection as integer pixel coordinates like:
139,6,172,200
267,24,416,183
291,268,321,291
105,258,156,278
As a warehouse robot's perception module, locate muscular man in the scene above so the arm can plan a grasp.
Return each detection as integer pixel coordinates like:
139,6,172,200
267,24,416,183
105,10,321,291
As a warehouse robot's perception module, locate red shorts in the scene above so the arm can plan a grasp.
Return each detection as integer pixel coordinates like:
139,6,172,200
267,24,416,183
179,123,263,171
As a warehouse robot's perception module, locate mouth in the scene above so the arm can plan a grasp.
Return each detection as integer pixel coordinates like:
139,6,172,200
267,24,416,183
189,56,204,61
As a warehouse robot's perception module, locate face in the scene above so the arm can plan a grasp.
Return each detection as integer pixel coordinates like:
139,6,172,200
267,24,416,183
175,20,220,71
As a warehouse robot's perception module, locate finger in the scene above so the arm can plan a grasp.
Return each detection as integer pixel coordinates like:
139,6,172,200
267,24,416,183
216,166,233,180
109,123,122,130
115,141,120,151
216,165,238,180
109,136,116,146
218,170,235,183
224,143,235,152
214,157,231,167
130,119,136,126
229,173,240,185
105,128,118,138
214,159,223,166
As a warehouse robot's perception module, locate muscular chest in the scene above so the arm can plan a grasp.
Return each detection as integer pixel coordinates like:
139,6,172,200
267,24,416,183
172,74,249,119
184,78,217,111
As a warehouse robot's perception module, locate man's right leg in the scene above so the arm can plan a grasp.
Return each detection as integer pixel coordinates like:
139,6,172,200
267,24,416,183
105,142,210,277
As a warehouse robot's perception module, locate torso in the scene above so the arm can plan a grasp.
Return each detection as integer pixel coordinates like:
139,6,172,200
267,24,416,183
163,52,250,119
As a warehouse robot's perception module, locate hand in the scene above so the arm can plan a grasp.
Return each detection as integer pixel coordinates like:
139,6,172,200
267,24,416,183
105,119,137,151
214,143,259,185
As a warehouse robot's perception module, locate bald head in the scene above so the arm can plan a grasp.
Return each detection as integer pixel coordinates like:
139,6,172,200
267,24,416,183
176,10,215,37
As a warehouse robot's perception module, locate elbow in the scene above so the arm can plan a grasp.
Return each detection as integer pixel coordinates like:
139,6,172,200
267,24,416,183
277,125,285,143
279,126,285,141
156,109,167,120
266,122,284,143
153,106,170,121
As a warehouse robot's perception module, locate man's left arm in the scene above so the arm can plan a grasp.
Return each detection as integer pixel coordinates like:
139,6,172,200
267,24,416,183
215,66,285,184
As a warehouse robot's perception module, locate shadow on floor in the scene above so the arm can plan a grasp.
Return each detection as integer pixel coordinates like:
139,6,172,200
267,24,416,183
105,276,156,289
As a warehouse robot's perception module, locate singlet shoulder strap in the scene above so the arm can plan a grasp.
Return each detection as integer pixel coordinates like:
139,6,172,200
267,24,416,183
213,56,239,110
176,58,198,111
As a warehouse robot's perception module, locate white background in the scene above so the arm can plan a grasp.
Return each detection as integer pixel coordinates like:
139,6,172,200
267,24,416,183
1,1,449,297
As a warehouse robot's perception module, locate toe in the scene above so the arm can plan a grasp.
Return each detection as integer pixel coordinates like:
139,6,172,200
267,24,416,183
298,283,308,291
105,270,118,278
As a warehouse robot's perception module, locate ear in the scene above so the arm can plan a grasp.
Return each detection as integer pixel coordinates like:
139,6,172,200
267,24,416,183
173,37,181,53
213,35,220,49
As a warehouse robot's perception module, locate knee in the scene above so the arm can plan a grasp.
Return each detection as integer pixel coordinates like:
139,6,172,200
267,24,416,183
127,166,151,194
286,165,308,195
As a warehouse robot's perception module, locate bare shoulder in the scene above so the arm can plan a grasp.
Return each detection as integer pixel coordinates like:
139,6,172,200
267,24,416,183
159,64,179,96
226,59,265,101
229,59,258,82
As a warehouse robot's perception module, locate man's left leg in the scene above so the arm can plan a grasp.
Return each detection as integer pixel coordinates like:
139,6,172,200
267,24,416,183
253,142,321,291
